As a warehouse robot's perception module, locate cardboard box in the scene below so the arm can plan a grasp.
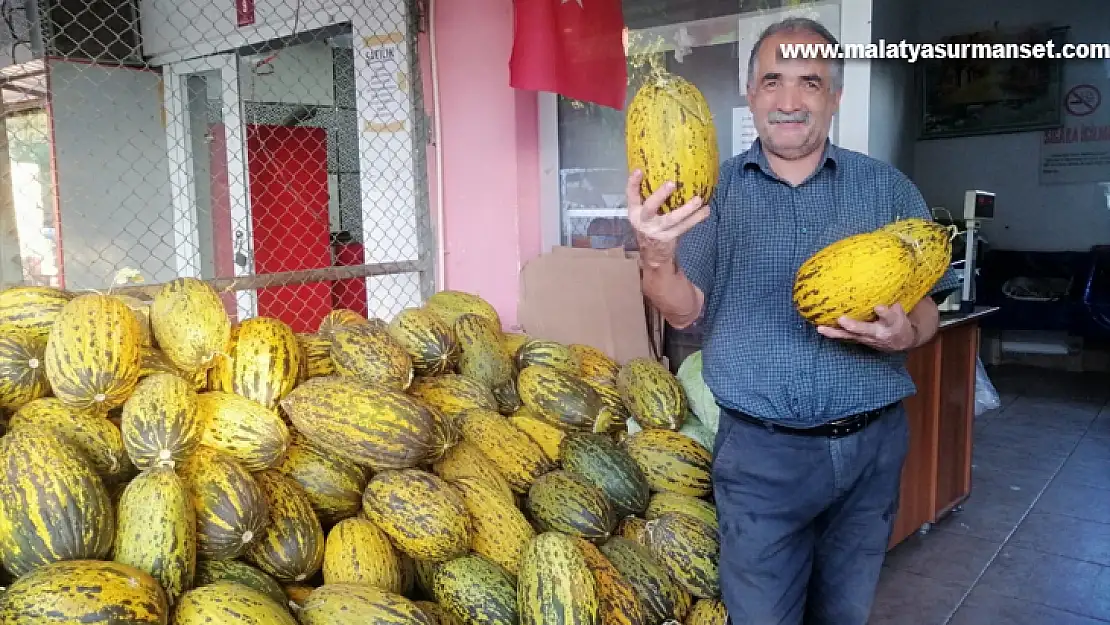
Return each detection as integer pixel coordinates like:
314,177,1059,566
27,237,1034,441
517,246,664,365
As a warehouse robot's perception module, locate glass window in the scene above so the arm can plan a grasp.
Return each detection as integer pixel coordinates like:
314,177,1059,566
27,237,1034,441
556,0,840,250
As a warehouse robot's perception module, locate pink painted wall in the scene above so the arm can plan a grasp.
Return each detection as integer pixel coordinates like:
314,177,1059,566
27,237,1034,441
419,0,542,330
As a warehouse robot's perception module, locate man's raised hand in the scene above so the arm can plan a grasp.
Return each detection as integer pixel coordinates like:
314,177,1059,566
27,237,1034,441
626,170,709,269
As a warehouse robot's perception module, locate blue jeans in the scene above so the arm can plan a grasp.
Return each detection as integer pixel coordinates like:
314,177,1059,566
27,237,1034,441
712,403,909,625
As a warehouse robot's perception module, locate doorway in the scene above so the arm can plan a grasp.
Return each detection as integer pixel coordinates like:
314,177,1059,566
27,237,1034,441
161,25,366,331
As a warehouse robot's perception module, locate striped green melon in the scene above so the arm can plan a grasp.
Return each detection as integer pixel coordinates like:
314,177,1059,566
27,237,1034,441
301,583,433,625
687,598,728,625
617,358,687,430
317,308,369,336
646,492,718,530
281,375,439,470
514,339,577,373
500,331,531,361
0,285,73,341
526,469,616,541
569,344,621,384
330,322,414,391
210,317,302,409
196,391,291,471
322,517,403,591
584,379,632,433
113,464,197,605
44,293,143,411
121,372,203,471
296,332,335,380
623,429,712,497
426,290,502,329
599,537,686,623
179,446,270,560
454,313,514,389
0,429,114,576
415,600,463,625
491,377,523,415
150,277,232,375
431,439,515,506
518,365,604,431
244,470,325,583
617,516,649,546
457,408,555,494
9,397,132,483
361,468,471,562
175,581,297,625
139,346,207,389
451,475,535,576
0,559,168,624
432,554,519,625
574,537,648,625
407,373,498,417
519,532,600,625
560,432,650,519
276,431,371,526
425,403,463,464
388,306,459,376
194,559,287,607
0,327,48,411
644,512,720,599
509,408,566,463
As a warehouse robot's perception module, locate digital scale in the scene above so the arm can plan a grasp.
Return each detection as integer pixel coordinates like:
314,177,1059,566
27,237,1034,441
938,190,995,314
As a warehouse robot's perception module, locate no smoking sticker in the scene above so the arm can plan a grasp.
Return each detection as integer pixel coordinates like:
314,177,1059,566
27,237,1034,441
1065,84,1101,117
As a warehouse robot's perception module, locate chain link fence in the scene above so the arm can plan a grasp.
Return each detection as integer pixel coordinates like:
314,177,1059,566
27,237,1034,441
0,0,434,333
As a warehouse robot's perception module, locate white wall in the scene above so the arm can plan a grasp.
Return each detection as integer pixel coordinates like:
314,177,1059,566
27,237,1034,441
911,0,1110,251
140,0,350,62
48,60,177,290
866,0,916,173
236,42,336,106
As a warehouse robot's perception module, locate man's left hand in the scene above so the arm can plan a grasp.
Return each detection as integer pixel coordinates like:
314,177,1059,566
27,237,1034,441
817,304,917,352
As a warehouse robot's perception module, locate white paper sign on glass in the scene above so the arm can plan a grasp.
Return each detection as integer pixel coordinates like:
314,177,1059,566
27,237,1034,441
732,106,759,156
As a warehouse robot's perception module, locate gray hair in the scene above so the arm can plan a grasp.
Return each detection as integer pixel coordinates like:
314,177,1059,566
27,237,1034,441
746,16,844,91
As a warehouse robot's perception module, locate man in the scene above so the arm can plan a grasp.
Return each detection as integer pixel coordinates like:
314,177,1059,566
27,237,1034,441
626,16,959,625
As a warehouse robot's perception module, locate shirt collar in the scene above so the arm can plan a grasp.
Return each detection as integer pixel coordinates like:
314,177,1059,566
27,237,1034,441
741,137,840,174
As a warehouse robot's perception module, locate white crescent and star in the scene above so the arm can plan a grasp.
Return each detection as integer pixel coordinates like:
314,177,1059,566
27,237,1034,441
561,0,584,7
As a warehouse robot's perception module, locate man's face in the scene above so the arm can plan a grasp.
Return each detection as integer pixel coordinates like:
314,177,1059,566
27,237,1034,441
747,29,842,161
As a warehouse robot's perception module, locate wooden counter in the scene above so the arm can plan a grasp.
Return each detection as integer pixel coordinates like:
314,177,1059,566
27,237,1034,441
887,306,999,550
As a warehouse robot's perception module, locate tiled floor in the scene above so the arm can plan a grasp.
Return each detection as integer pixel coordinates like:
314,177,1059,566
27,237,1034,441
870,363,1110,625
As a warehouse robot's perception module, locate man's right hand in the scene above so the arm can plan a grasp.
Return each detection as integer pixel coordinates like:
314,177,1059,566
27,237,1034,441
626,169,711,270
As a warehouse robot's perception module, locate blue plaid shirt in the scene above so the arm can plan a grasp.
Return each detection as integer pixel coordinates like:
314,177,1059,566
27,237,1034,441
677,139,960,427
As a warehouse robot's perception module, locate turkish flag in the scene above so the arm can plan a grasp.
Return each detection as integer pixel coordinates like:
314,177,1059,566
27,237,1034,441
508,0,629,110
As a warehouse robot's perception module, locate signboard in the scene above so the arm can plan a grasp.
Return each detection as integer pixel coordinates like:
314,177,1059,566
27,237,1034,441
351,10,421,319
1040,82,1110,185
236,0,255,27
732,106,757,155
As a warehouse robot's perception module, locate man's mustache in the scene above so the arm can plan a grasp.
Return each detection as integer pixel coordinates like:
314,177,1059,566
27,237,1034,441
768,110,810,124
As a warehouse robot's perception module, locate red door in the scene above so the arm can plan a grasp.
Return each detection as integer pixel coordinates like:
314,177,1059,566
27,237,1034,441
246,124,334,333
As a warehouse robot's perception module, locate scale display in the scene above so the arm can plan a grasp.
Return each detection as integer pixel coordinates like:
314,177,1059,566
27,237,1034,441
963,190,995,221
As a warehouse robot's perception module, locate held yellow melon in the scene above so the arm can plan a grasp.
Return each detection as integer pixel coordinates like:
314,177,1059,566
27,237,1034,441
626,71,720,214
792,230,917,327
879,218,956,313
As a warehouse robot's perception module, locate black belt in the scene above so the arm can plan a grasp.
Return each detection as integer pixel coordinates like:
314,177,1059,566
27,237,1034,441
724,403,895,438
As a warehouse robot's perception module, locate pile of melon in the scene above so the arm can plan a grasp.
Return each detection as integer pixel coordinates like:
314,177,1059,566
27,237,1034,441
0,278,724,625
